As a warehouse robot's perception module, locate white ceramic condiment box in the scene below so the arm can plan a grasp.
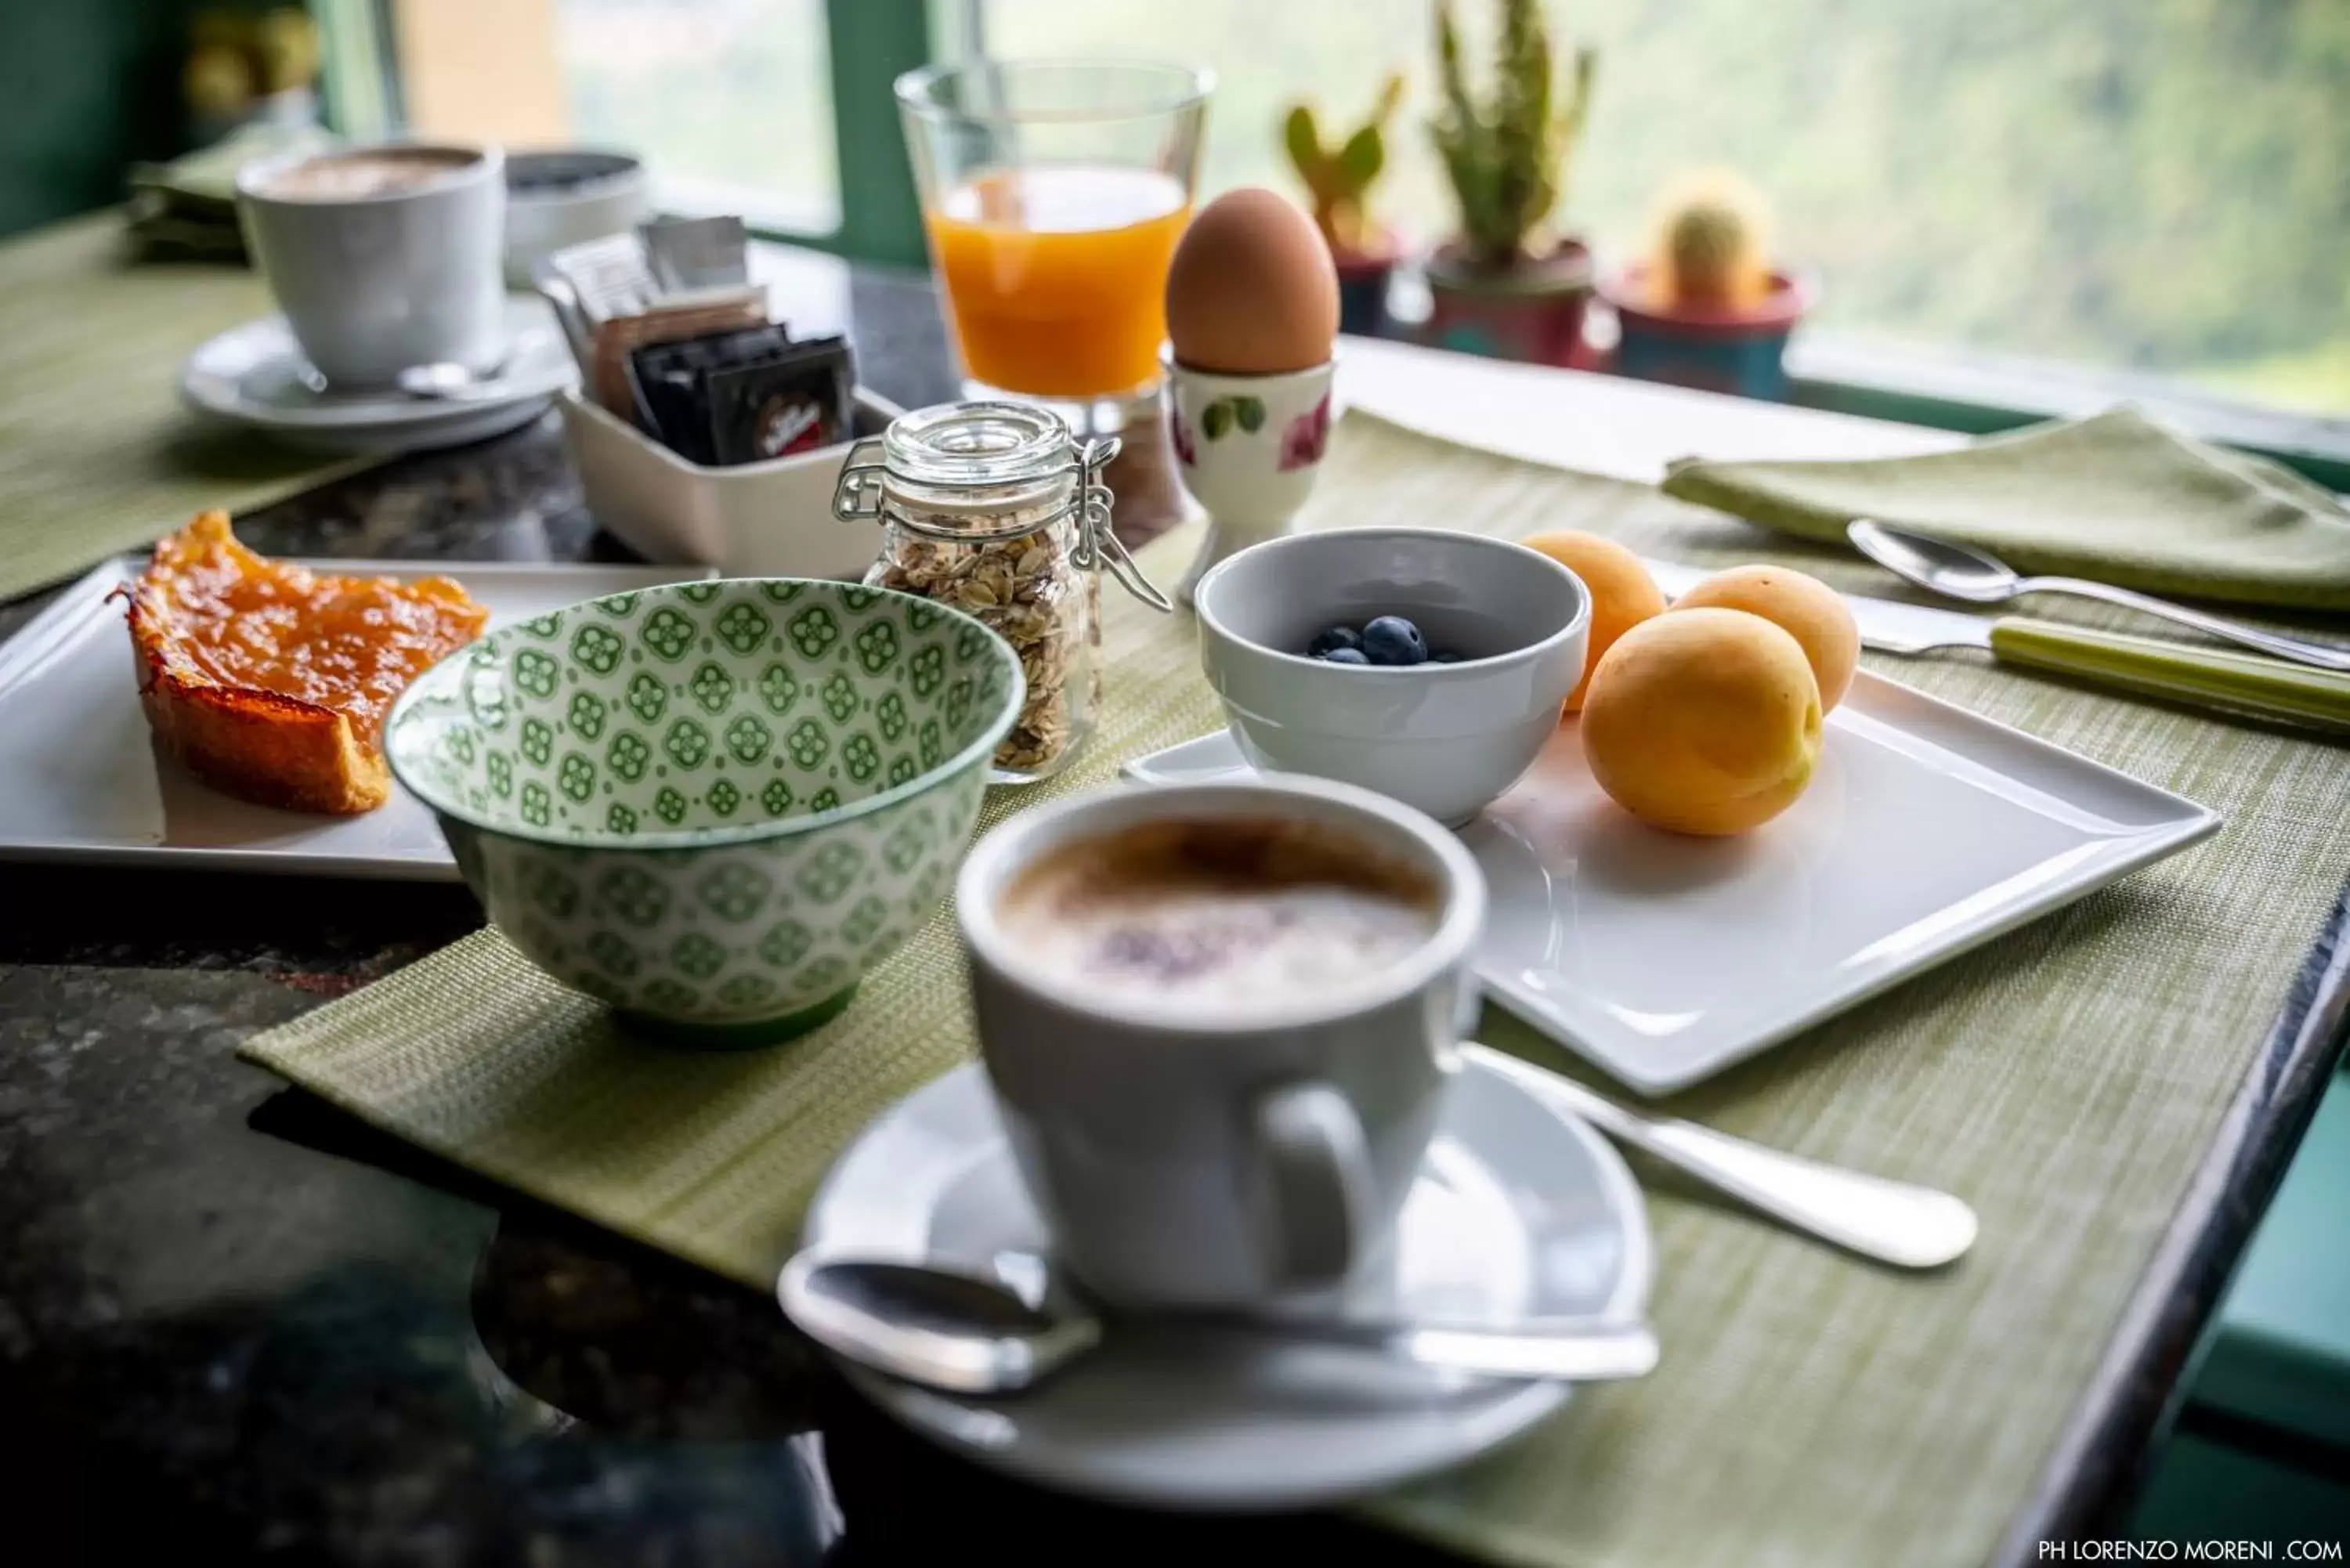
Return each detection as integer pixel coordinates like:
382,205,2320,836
560,385,901,581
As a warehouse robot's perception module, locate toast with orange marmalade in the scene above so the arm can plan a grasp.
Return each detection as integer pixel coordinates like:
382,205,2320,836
124,512,489,814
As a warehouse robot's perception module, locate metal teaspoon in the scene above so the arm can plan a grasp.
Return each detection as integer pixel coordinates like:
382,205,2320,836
1849,518,2350,671
778,1254,1661,1396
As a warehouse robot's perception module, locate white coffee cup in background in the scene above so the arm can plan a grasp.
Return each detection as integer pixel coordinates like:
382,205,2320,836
237,142,508,389
956,775,1485,1316
502,148,650,287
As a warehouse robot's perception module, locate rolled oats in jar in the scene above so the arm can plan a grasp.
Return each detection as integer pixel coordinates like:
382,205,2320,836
833,402,1166,782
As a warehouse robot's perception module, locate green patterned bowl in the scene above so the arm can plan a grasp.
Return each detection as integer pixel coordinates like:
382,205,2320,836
384,579,1024,1046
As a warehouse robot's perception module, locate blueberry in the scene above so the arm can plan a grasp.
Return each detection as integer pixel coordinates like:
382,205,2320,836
1319,646,1371,665
1305,625,1363,658
1361,616,1427,667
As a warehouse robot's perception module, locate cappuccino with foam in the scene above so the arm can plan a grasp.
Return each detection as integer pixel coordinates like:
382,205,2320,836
998,816,1439,1017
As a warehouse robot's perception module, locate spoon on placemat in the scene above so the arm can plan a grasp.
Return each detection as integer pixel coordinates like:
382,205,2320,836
1459,1045,1978,1270
1849,518,2350,671
778,1254,1661,1396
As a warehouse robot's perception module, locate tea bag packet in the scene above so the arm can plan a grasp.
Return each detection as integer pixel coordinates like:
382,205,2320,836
590,291,770,415
540,230,770,412
707,334,854,464
626,333,739,465
629,327,855,467
549,233,660,329
541,213,853,452
638,215,750,292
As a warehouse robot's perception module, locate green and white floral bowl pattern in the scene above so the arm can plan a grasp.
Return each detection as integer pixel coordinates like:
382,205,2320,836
385,579,1023,1045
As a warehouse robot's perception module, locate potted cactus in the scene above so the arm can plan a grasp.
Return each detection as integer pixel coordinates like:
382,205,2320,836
1284,74,1407,336
1423,0,1597,367
1599,170,1816,400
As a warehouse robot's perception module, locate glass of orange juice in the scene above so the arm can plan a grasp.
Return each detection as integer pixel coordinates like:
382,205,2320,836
895,60,1212,406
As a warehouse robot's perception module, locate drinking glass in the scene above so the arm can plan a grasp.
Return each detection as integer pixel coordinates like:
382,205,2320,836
895,59,1212,407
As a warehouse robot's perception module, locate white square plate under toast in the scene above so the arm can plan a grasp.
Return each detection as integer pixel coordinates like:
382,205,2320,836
1125,675,2219,1096
0,557,713,880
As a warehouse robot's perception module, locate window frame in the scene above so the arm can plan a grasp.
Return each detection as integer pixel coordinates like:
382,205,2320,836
320,0,936,266
316,0,2350,486
1791,334,2350,493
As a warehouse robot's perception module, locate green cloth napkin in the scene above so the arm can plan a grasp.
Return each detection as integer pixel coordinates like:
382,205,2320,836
125,123,339,262
239,414,2350,1568
1662,404,2350,612
0,214,372,603
128,122,337,211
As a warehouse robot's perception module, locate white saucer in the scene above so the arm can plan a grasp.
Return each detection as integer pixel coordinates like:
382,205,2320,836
179,296,577,454
794,1052,1651,1512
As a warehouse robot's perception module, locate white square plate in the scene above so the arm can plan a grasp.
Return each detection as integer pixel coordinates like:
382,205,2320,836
1124,674,2219,1096
0,557,714,880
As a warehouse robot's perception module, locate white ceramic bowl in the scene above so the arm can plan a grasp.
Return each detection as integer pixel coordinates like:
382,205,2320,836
1194,528,1590,826
503,149,650,287
560,385,898,580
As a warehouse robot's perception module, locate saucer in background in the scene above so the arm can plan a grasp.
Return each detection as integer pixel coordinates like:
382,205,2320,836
179,295,577,453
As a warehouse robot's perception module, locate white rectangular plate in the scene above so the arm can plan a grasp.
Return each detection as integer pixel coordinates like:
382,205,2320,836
1124,673,2220,1096
0,557,715,880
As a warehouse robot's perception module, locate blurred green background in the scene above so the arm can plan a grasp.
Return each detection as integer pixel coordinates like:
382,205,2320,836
0,0,196,237
3,0,2342,414
973,0,2350,414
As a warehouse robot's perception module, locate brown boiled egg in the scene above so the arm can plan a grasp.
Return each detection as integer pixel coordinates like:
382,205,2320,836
1165,188,1340,374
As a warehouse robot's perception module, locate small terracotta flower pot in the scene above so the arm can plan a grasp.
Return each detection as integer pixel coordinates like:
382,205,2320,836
1600,266,1817,401
1423,239,1594,367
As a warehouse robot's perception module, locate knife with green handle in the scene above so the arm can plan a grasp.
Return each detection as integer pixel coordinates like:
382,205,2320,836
1643,558,2350,733
1979,619,2350,731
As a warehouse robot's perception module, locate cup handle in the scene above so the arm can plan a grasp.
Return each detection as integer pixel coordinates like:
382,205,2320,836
1250,1081,1376,1291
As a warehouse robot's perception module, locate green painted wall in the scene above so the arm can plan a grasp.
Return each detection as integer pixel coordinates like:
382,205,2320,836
0,0,197,238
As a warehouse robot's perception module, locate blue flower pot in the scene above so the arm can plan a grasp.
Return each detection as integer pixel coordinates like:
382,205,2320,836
1332,242,1400,338
1600,267,1815,402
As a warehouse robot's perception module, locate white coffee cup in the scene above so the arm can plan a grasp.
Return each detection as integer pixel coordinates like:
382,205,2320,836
956,776,1485,1315
237,142,508,389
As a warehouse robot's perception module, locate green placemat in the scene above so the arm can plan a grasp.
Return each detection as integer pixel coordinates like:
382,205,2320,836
240,413,2350,1568
0,214,371,603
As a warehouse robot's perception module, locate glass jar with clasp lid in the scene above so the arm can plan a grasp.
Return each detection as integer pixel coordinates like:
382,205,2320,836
832,401,1169,782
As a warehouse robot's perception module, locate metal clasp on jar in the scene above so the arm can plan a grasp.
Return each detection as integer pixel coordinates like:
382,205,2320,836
1069,436,1172,612
831,436,891,522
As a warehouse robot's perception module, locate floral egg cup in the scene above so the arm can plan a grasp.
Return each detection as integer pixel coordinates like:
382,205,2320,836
385,579,1024,1046
1164,353,1336,605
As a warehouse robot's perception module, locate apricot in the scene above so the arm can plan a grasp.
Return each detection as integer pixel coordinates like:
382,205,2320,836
1671,564,1860,711
1522,530,1668,711
1580,608,1824,836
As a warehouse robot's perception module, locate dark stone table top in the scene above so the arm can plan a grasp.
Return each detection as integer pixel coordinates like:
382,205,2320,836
0,247,1444,1566
2,244,2341,1566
